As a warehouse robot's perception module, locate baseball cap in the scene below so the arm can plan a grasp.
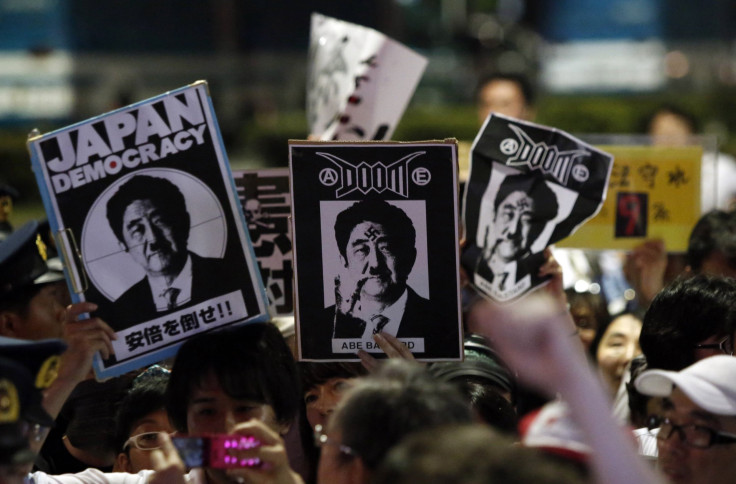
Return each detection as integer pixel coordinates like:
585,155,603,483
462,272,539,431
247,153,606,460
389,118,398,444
518,400,590,464
635,355,736,416
0,220,65,300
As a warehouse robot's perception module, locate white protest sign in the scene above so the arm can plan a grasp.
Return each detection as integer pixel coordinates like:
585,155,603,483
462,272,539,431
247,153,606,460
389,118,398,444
306,12,428,141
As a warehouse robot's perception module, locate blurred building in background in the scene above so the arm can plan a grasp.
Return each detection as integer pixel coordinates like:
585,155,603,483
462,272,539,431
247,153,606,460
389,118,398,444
2,0,736,216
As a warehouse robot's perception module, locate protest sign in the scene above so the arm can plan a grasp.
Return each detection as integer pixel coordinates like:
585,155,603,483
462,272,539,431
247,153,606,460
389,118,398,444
557,144,702,252
290,140,462,361
306,12,428,141
463,114,613,304
28,81,269,378
232,168,293,315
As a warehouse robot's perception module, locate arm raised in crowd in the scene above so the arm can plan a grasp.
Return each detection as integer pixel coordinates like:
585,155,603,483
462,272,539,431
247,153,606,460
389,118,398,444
42,302,116,421
473,294,663,484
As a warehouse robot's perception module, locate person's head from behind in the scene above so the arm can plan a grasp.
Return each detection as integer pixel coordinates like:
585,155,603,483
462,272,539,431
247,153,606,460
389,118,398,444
373,423,585,484
640,275,736,371
317,360,473,484
0,221,68,340
106,175,191,279
428,333,517,432
476,72,535,124
595,313,642,396
489,175,558,263
687,210,736,278
300,362,367,431
635,355,736,484
114,365,173,473
334,198,417,304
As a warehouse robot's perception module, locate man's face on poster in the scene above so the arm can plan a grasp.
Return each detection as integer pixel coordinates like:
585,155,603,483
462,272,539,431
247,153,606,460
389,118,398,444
245,199,262,224
121,199,187,277
340,221,410,301
492,190,536,262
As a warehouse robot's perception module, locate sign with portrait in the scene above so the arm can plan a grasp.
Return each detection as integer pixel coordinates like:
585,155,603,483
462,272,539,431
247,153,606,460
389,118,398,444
290,140,463,361
307,12,428,141
556,144,702,252
463,114,614,304
28,81,269,378
232,168,293,315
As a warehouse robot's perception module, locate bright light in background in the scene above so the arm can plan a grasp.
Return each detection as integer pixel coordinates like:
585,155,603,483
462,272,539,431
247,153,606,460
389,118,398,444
574,279,590,293
664,50,690,79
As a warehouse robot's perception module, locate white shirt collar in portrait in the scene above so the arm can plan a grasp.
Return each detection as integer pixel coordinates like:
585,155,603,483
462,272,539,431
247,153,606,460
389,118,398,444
360,288,409,339
148,254,193,312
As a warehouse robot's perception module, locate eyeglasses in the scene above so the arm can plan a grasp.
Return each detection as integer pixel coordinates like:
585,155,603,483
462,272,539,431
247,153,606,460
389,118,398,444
313,424,356,457
647,415,736,449
123,431,175,451
693,335,734,355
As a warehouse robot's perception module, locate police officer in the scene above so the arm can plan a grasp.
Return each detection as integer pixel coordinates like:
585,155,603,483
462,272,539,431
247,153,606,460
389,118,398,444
0,221,116,472
0,337,66,483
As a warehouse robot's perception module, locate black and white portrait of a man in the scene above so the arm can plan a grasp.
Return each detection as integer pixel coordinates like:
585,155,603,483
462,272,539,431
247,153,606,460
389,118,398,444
104,174,233,329
475,174,559,301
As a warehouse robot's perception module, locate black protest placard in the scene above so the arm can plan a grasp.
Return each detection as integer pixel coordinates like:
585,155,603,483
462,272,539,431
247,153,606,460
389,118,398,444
290,141,462,361
232,168,294,315
463,114,613,304
28,81,269,378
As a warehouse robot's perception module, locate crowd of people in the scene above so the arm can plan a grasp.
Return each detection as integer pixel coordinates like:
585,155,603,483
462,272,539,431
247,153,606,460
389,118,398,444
2,72,736,484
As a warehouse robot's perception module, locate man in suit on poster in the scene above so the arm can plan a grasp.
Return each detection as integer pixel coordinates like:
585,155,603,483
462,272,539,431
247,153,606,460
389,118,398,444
105,175,233,330
476,173,558,301
309,198,445,358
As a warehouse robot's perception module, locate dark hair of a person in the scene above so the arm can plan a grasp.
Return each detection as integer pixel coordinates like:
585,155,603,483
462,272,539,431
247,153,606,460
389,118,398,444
641,103,700,135
333,198,416,262
333,360,473,470
166,323,300,432
0,284,44,315
589,311,641,364
639,274,736,371
475,72,536,107
299,362,367,394
372,424,585,484
114,366,170,453
106,175,190,245
494,175,558,221
625,354,650,429
456,378,518,435
686,210,736,273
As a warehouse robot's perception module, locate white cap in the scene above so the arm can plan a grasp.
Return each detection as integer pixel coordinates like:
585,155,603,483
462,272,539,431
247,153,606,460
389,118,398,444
635,355,736,416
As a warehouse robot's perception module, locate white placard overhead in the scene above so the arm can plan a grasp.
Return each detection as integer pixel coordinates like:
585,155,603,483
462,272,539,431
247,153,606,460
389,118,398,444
306,12,428,141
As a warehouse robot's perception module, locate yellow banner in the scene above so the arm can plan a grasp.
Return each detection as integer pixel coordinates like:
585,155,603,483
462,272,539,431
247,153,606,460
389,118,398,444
557,145,701,252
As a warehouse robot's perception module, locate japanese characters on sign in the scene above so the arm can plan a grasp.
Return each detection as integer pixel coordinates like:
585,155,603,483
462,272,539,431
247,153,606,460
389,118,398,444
463,114,614,304
233,168,294,315
306,12,428,141
27,81,269,378
558,145,702,252
290,140,462,362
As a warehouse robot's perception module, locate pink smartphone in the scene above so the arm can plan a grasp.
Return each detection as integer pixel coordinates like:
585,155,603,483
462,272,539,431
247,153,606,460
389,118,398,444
171,434,262,469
